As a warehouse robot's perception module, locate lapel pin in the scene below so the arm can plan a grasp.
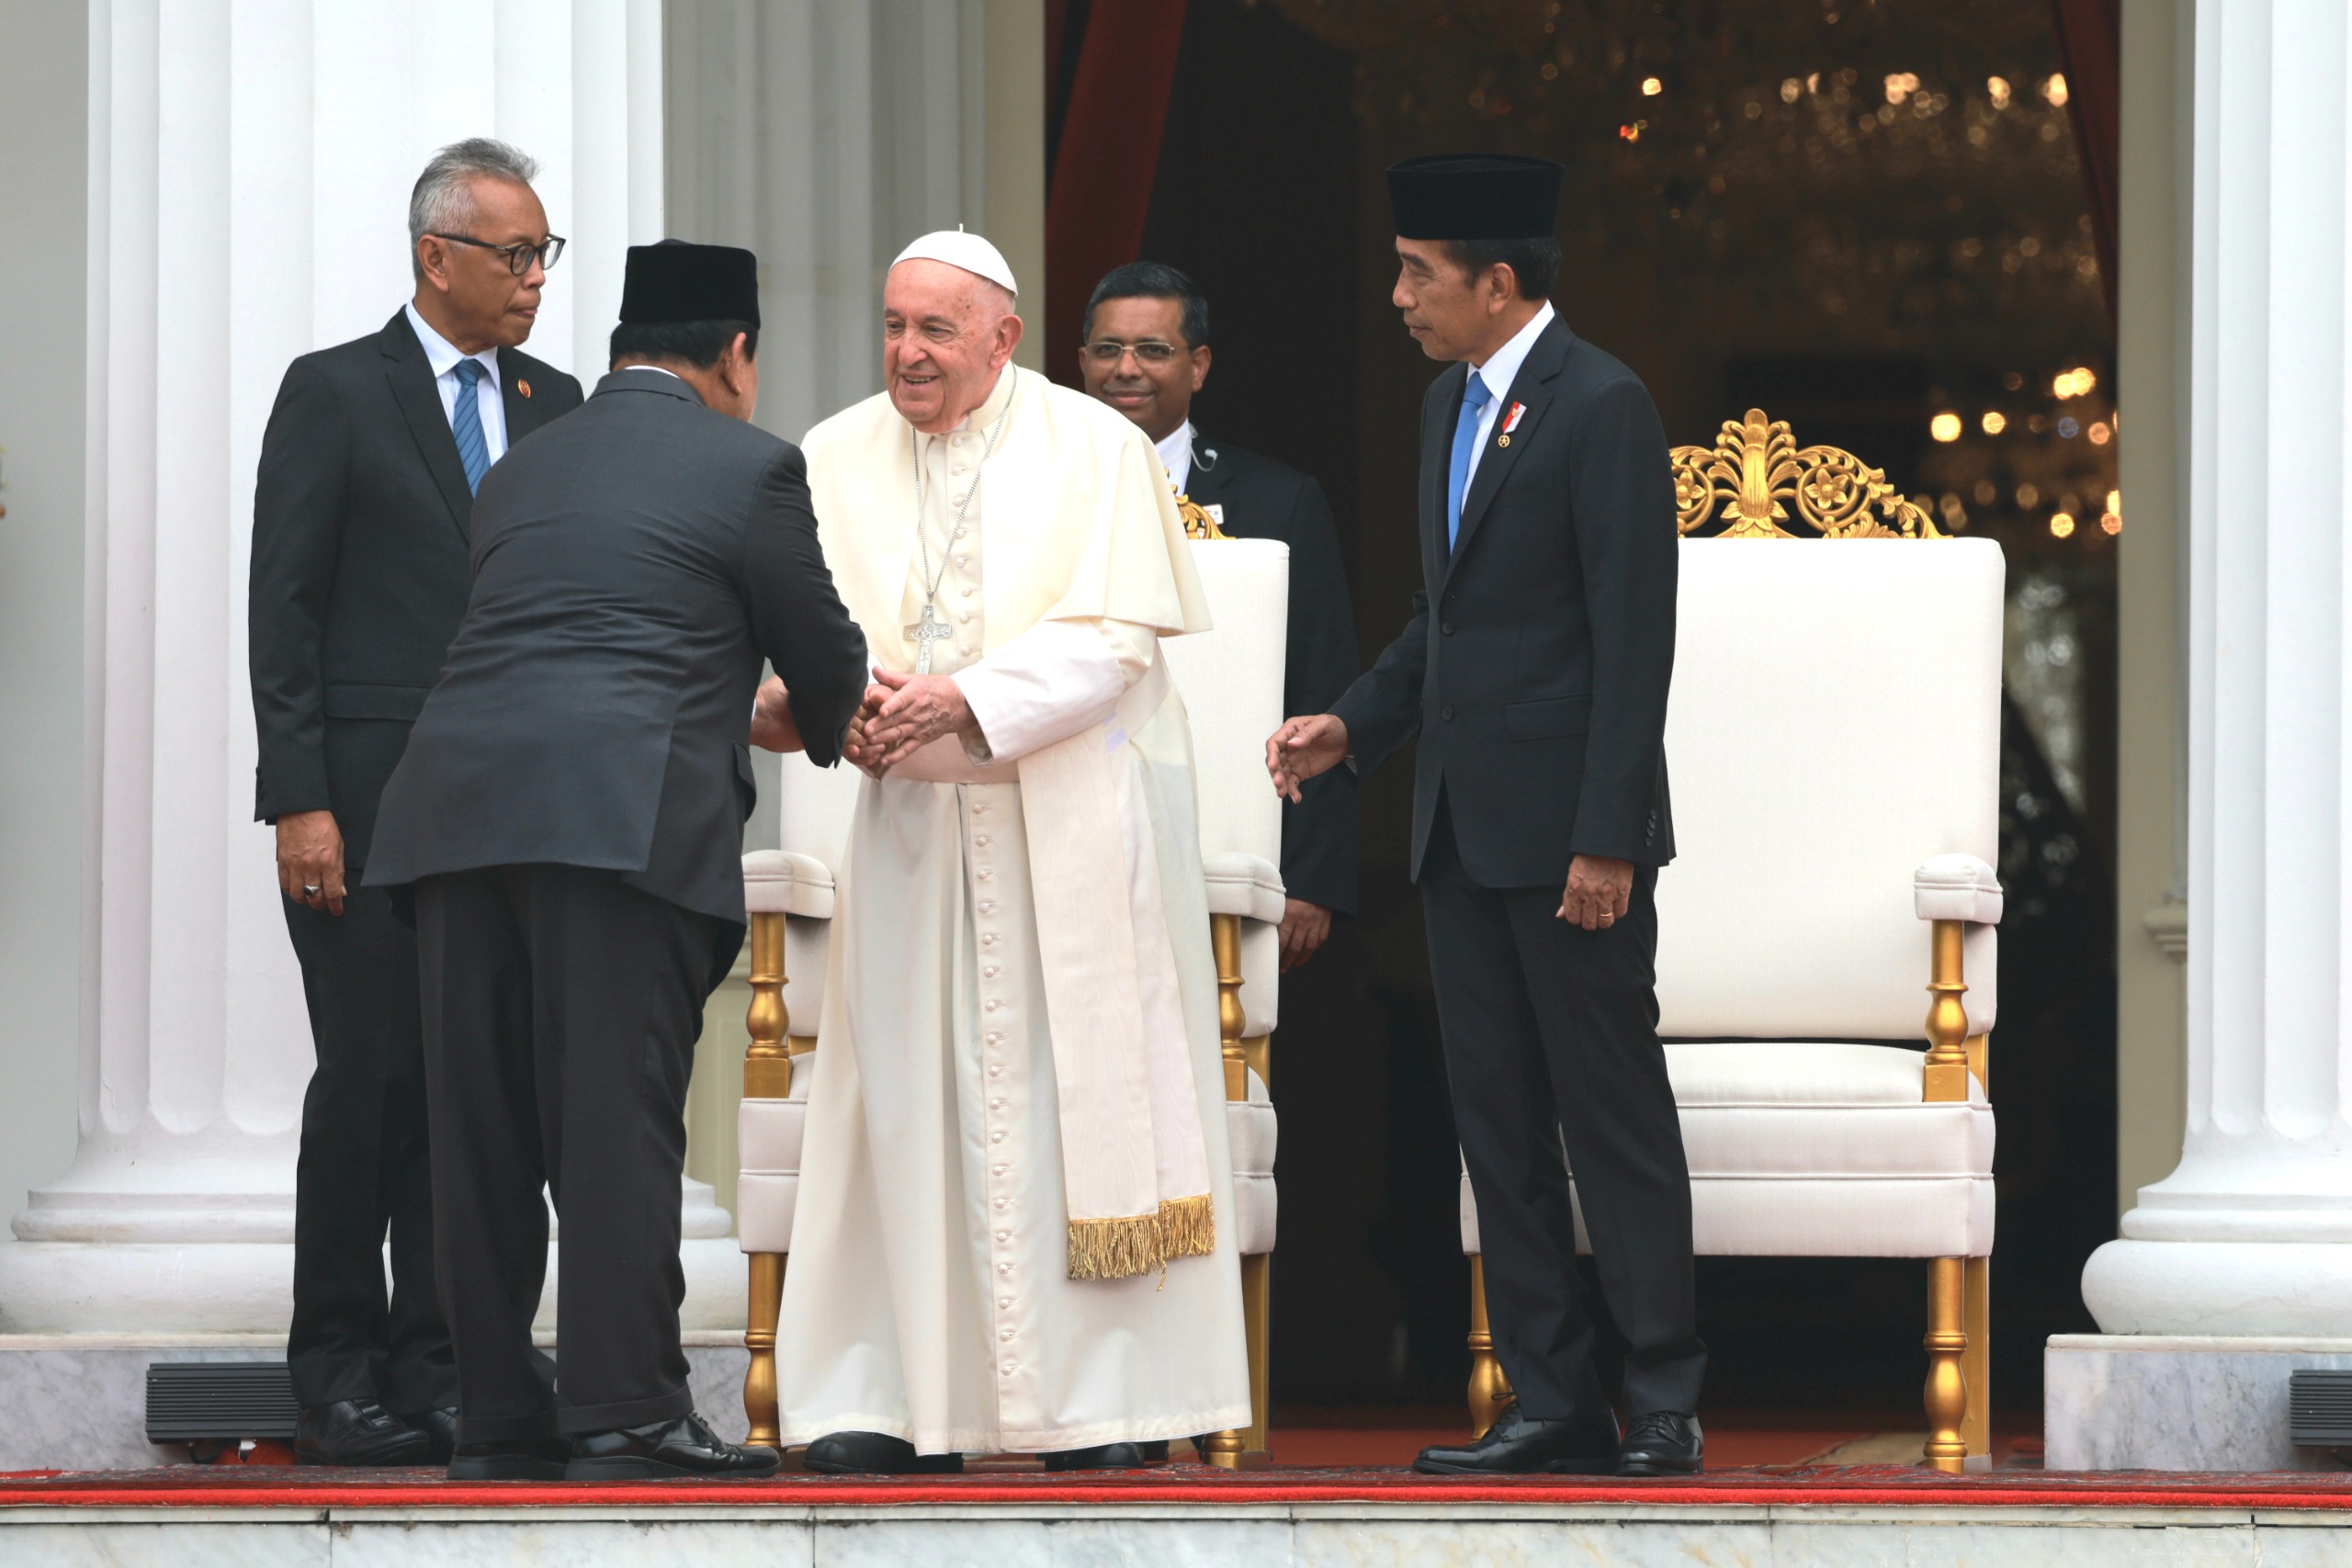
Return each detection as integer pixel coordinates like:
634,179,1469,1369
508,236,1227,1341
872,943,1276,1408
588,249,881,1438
1497,434,1510,447
1501,400,1526,434
518,378,532,399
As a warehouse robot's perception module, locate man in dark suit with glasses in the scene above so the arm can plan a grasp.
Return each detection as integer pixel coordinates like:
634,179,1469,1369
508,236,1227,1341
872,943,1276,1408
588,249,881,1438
248,137,582,1467
1079,262,1361,969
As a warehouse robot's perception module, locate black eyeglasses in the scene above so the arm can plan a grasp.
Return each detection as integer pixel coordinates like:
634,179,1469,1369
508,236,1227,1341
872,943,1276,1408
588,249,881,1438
431,232,567,276
1084,338,1184,367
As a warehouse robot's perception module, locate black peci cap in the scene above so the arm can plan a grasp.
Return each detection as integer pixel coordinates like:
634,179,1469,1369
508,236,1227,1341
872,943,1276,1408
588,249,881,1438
618,240,762,325
1387,153,1565,240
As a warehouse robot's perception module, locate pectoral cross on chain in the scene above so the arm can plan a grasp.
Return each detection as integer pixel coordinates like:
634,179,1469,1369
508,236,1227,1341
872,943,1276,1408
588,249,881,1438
912,603,954,674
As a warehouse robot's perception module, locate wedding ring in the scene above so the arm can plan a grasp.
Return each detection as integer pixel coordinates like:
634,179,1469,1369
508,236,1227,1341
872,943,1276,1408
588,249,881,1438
302,884,322,897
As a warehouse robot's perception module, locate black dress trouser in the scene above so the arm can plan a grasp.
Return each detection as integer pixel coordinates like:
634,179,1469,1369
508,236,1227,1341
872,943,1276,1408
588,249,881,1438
1419,797,1707,1421
282,883,456,1414
413,863,726,1442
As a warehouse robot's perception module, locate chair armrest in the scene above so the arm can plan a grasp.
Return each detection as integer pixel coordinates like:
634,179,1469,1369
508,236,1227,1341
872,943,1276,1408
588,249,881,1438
744,849,836,919
1915,854,2001,925
1204,852,1285,924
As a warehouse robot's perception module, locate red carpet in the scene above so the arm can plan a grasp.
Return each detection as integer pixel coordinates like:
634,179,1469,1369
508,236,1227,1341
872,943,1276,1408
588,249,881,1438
5,1462,2350,1512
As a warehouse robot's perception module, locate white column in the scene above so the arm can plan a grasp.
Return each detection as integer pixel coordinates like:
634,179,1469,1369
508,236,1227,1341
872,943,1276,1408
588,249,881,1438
2080,0,2352,1335
0,0,701,1334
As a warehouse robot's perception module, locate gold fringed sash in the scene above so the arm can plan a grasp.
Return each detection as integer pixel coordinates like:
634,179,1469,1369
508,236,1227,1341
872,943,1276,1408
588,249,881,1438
1066,1196,1217,1282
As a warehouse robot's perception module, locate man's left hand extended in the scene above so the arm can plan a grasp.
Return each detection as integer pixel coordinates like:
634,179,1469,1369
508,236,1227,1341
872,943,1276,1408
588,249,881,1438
859,665,978,769
1278,898,1331,971
1558,853,1634,931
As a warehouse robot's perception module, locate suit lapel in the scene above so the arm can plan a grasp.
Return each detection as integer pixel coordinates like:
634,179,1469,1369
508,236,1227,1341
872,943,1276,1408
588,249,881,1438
497,348,538,445
1423,364,1464,591
1444,318,1571,581
380,311,475,539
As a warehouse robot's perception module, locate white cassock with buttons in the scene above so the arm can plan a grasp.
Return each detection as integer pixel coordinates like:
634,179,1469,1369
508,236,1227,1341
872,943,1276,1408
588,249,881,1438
779,361,1251,1454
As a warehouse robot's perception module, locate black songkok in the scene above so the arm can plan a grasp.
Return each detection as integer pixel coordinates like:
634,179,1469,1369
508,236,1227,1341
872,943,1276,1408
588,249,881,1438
1386,154,1565,240
618,240,762,326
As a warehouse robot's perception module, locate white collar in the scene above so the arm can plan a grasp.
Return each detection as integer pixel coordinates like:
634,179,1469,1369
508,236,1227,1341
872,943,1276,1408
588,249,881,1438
1154,420,1195,488
404,300,501,387
1465,299,1555,403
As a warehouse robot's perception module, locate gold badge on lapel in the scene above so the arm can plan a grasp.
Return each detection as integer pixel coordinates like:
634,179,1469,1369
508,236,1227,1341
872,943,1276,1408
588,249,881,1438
518,378,532,399
1497,434,1510,447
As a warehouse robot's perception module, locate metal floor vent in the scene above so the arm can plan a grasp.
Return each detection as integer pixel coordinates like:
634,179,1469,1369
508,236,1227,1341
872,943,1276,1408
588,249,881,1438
144,1361,300,1442
2289,1370,2352,1447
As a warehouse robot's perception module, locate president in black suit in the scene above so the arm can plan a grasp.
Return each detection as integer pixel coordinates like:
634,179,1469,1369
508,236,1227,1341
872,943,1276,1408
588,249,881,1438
248,139,582,1467
1078,262,1361,964
367,242,867,1482
1268,155,1703,1477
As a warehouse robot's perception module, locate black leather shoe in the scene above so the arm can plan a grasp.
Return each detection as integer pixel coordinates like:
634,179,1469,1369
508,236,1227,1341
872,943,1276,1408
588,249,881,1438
447,1434,571,1481
564,1412,781,1480
1412,1399,1620,1476
1042,1441,1151,1471
294,1399,433,1467
397,1405,459,1464
802,1429,965,1475
1616,1411,1703,1476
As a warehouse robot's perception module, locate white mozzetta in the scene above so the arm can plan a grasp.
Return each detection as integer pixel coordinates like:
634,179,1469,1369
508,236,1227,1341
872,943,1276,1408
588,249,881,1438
0,1,705,1337
2079,0,2352,1345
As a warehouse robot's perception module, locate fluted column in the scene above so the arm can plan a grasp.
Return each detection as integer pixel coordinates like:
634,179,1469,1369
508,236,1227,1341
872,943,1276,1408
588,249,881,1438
0,0,689,1333
2080,0,2352,1337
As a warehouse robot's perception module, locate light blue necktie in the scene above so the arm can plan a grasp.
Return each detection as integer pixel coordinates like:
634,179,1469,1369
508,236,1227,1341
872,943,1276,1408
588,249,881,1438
451,359,491,494
1447,369,1492,550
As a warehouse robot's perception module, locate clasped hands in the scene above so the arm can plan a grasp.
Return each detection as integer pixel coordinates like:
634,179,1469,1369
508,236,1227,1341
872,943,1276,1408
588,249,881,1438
753,669,978,777
1263,712,1634,931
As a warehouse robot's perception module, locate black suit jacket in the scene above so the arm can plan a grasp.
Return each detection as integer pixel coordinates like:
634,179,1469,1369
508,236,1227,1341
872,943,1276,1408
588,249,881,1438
1182,434,1362,916
364,369,868,934
1331,315,1677,887
249,310,583,869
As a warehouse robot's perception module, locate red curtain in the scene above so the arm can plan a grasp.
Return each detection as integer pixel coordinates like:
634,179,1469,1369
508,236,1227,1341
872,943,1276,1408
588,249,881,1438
2050,0,2121,330
1045,1,1191,385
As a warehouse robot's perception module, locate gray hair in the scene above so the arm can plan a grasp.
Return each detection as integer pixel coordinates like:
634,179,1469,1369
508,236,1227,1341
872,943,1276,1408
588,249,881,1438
408,138,540,281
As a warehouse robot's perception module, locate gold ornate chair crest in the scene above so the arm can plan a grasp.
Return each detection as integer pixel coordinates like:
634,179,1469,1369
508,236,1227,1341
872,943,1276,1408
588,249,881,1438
1671,408,1945,540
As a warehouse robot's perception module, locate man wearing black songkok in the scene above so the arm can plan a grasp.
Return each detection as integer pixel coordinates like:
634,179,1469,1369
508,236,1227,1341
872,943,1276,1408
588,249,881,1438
1269,155,1703,1476
368,241,868,1480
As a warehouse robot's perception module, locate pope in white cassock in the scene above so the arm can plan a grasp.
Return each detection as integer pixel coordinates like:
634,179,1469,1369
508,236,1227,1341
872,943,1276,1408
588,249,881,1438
775,230,1251,1472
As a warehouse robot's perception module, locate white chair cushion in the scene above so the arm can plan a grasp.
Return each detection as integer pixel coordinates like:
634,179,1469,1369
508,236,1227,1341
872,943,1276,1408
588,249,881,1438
1655,538,2005,1042
742,849,835,918
1204,852,1284,1037
1227,1068,1276,1257
1458,1041,1994,1260
776,750,862,884
1916,852,2004,925
737,1054,812,1255
1163,539,1289,867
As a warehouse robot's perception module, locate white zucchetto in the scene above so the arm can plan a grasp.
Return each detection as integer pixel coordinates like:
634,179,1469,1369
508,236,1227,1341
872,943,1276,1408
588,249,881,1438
890,227,1019,298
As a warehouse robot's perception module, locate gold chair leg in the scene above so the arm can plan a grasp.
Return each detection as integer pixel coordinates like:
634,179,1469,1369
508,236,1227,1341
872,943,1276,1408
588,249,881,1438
1467,1255,1512,1438
1962,1253,1991,1465
744,1250,783,1449
740,908,794,1448
1922,1256,1968,1472
1202,910,1259,1469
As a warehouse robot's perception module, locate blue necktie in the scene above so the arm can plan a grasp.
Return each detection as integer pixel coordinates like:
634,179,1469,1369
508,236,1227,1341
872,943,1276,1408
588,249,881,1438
1448,370,1492,549
451,359,491,494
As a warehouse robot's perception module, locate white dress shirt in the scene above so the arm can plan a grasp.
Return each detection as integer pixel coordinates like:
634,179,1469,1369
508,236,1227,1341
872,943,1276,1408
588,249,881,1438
403,300,508,464
1154,419,1195,493
1459,299,1555,497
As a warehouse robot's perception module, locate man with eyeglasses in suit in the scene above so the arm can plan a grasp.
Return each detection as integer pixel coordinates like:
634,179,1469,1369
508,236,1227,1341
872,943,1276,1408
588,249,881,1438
248,137,582,1467
1079,262,1361,970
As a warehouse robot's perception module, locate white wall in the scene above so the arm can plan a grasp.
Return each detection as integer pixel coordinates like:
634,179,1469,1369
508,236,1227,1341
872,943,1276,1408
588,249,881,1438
0,3,90,1226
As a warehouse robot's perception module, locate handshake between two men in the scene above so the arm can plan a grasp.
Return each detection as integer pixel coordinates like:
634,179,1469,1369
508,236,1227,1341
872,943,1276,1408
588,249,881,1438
752,668,975,775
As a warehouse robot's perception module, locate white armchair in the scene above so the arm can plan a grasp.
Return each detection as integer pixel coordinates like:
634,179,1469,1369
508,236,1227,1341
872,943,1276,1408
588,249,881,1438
1160,531,1290,1469
1456,412,2007,1472
736,756,860,1450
